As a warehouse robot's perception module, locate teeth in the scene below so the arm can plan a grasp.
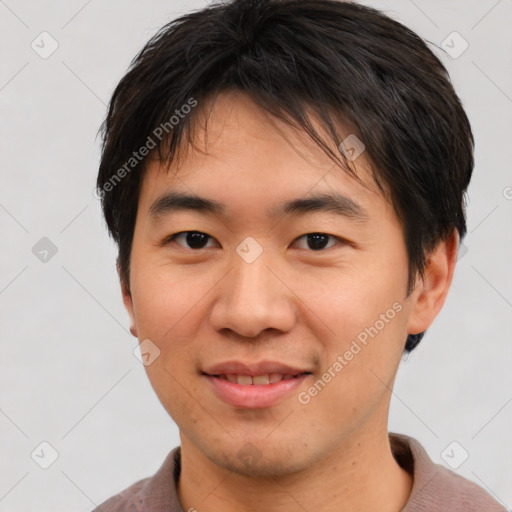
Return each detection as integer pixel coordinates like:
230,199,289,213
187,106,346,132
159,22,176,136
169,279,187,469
237,375,253,386
252,374,270,385
217,373,302,385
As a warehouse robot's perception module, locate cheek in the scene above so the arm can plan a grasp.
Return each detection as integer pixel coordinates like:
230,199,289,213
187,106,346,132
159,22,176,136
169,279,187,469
313,269,404,341
310,271,408,398
130,264,212,342
128,268,208,412
299,312,407,437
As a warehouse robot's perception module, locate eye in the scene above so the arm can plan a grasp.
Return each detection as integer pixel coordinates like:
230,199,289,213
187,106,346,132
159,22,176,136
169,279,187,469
168,231,218,249
293,233,342,251
165,231,344,251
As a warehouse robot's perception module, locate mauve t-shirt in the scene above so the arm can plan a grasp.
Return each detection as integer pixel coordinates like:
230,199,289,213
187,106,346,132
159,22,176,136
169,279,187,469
92,433,506,511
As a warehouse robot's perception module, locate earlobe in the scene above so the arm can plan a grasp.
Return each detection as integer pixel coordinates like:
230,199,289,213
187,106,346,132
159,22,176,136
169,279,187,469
407,230,459,336
118,265,138,338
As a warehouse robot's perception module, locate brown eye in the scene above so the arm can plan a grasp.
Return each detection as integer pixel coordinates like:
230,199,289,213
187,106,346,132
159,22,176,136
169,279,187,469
171,231,216,249
293,233,339,251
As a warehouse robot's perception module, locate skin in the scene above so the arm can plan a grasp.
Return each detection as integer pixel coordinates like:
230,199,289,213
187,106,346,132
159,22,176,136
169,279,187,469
122,90,459,512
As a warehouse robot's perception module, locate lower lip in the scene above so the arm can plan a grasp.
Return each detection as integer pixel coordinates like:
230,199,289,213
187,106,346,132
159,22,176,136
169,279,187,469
204,374,310,408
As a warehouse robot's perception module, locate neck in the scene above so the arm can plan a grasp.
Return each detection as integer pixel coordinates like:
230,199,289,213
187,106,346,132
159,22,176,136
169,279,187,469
177,426,413,512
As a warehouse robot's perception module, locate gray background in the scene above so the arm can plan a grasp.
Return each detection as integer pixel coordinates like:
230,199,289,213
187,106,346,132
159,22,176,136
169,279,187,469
1,0,511,510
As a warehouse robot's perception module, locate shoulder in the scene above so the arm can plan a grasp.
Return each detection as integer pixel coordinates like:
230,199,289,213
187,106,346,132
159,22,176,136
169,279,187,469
390,433,507,512
91,446,183,512
91,477,149,512
412,463,506,511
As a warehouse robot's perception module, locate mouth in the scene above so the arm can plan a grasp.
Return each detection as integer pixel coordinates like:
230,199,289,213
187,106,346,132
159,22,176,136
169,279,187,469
206,372,311,385
203,371,312,408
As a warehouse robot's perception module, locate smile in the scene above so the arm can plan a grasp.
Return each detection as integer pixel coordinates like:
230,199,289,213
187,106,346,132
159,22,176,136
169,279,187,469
204,372,311,408
213,373,307,385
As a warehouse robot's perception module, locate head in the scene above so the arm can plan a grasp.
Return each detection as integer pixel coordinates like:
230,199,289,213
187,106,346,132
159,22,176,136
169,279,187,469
97,0,473,476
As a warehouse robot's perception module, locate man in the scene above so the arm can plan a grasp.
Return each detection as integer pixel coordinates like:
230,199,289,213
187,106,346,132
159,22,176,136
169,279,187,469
94,0,505,510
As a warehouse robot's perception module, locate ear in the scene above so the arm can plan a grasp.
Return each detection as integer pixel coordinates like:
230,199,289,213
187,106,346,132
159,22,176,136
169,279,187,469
118,262,138,338
407,229,459,336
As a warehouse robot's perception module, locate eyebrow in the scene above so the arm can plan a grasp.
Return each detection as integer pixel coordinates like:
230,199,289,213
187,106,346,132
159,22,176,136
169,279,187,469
148,191,369,222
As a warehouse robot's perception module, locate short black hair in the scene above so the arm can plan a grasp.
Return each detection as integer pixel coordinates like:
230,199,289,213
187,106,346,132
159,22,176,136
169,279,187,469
97,0,474,353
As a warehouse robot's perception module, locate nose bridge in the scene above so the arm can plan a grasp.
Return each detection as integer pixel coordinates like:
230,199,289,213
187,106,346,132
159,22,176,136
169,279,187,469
232,252,274,305
209,246,296,337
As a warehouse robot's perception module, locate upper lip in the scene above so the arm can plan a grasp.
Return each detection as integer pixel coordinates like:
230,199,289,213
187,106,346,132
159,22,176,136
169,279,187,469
202,360,312,377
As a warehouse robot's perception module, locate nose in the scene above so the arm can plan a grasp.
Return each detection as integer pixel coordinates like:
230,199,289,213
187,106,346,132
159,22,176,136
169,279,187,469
208,251,297,338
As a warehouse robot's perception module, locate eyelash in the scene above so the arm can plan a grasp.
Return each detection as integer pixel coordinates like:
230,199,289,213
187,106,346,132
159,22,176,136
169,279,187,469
165,231,346,251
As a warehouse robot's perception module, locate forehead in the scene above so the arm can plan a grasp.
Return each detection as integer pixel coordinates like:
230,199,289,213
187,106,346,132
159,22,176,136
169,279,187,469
138,91,389,221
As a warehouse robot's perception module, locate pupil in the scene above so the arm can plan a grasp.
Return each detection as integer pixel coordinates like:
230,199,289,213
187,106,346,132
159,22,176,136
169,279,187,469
308,233,328,250
187,231,208,249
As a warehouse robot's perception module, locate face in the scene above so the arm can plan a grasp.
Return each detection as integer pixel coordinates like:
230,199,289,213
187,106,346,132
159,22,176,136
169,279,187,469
122,91,445,477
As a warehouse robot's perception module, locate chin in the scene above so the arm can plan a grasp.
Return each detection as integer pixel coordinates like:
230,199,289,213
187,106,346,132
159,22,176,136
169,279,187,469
202,438,314,478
